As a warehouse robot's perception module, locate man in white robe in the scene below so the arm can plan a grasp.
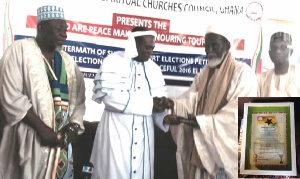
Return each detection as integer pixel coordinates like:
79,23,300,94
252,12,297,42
0,5,85,179
163,25,258,179
257,32,300,97
90,26,169,179
257,32,300,178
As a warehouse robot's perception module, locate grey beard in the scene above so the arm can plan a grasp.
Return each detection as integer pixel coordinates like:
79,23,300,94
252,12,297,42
207,58,222,68
207,52,226,68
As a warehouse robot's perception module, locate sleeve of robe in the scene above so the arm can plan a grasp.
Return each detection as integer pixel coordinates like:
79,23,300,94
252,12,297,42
193,63,258,178
92,53,133,112
68,64,86,134
92,53,169,124
0,42,32,126
149,62,170,133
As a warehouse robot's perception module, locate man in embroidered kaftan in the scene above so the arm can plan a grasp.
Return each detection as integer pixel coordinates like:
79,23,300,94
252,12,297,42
0,5,85,179
257,32,300,97
90,26,169,179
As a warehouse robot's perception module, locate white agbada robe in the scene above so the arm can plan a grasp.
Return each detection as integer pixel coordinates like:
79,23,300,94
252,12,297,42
90,51,169,179
257,64,300,97
170,61,257,179
0,38,86,179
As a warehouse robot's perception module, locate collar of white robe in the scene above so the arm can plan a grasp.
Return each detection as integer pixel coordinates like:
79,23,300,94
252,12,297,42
124,30,157,59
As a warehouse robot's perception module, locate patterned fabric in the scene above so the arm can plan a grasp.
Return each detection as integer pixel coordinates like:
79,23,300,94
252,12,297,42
37,5,65,23
45,51,70,178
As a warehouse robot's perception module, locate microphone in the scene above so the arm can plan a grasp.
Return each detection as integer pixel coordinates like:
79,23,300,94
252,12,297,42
81,162,94,179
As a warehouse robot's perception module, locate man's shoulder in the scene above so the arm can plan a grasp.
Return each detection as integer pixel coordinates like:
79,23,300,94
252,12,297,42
290,63,300,72
10,38,35,47
234,61,253,73
100,51,131,71
145,58,160,67
257,69,272,77
106,51,124,58
144,59,162,74
232,61,258,82
103,51,126,62
2,38,36,56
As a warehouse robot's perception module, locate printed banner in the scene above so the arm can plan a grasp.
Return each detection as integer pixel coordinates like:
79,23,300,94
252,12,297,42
4,0,264,77
1,0,268,121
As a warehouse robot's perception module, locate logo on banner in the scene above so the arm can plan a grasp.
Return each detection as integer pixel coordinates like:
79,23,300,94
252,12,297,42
246,2,263,21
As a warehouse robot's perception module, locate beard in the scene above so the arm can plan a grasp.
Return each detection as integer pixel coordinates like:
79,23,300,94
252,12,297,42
207,52,226,68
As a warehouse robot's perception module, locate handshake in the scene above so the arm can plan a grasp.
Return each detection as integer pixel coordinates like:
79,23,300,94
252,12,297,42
152,97,174,113
152,97,199,127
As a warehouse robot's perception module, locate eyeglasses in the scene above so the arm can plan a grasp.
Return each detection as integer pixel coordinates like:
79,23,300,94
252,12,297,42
269,45,292,52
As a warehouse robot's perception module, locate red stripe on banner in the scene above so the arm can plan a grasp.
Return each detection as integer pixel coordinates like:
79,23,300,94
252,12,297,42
112,13,170,32
26,15,37,28
26,15,245,50
156,33,205,47
233,39,244,51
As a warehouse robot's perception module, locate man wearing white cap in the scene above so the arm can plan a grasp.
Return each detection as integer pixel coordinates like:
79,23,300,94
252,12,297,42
90,26,170,179
161,25,257,178
257,31,300,97
0,4,85,179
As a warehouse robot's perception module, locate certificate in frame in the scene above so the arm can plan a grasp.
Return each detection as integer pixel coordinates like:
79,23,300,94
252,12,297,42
239,102,297,176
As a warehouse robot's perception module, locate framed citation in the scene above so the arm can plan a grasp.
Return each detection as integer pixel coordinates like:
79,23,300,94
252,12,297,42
239,102,297,176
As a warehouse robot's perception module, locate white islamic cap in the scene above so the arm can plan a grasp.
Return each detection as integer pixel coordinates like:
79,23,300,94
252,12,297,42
37,5,65,23
124,30,157,59
205,24,233,44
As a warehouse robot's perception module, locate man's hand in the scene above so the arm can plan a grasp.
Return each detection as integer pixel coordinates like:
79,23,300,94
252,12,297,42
23,108,62,147
163,114,199,127
153,97,174,113
163,114,181,125
38,125,59,147
185,114,199,128
58,123,80,147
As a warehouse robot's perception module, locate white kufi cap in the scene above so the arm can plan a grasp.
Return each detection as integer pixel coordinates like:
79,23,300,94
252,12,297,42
37,5,65,23
205,24,233,44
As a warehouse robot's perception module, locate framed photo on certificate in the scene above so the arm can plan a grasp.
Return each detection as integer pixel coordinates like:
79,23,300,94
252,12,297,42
239,102,297,176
